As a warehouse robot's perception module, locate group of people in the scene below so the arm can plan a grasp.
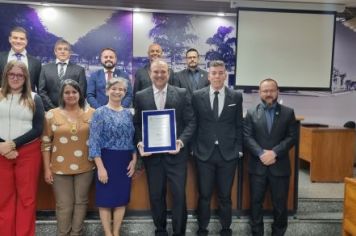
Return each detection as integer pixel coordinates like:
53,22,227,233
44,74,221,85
0,25,298,236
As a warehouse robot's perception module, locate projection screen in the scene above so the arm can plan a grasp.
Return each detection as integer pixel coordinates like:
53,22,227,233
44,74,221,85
235,9,335,91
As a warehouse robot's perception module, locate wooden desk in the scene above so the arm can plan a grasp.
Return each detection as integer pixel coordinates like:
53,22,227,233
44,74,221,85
299,126,355,182
37,159,238,212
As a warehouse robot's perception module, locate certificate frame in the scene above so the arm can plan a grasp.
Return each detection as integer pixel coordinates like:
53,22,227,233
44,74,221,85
142,109,176,153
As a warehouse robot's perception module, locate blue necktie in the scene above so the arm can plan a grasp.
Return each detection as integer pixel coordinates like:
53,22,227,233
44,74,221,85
266,109,274,133
15,53,22,61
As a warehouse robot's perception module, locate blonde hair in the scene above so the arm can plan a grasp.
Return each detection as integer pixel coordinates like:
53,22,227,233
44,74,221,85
0,61,35,112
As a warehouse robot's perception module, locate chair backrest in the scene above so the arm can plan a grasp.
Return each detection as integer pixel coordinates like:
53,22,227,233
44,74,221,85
343,177,356,236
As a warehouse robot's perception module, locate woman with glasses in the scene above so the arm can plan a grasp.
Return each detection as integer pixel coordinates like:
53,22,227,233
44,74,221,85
0,61,45,236
42,79,95,236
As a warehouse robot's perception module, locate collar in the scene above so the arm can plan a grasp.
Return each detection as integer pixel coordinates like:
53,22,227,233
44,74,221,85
104,68,115,73
56,59,69,64
261,101,277,110
188,67,199,73
209,85,225,96
153,84,168,94
10,49,27,57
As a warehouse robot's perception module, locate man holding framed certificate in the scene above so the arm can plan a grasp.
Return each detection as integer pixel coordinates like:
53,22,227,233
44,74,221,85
134,59,195,236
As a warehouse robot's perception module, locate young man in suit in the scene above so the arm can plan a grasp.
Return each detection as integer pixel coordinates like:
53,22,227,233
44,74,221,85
134,59,195,236
87,48,132,108
191,60,243,236
174,48,209,97
0,26,41,92
133,43,174,97
38,39,87,111
244,78,298,236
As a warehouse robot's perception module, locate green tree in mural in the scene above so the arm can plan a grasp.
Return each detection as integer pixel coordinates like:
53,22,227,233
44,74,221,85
205,26,236,70
149,13,198,65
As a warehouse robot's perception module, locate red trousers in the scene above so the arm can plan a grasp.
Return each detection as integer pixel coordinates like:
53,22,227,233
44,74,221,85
0,139,41,236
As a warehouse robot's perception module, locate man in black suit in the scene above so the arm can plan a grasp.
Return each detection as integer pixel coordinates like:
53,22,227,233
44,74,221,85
244,78,298,236
133,43,174,97
174,48,209,97
191,60,243,236
38,39,87,111
134,59,195,236
0,26,41,92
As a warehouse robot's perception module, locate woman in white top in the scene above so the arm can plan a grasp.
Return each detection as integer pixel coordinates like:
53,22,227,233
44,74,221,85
0,60,44,236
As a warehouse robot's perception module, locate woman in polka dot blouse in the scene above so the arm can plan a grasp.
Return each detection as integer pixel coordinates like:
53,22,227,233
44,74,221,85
41,79,95,236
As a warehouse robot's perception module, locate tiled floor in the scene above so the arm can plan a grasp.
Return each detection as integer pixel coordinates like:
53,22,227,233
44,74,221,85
298,167,349,199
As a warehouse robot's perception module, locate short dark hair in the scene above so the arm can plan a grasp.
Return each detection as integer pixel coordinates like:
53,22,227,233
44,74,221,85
10,26,27,38
259,78,279,89
58,79,85,109
100,47,117,57
186,48,199,57
54,39,71,52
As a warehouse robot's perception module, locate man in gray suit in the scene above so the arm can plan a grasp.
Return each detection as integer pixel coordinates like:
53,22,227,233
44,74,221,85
0,26,41,92
38,39,87,111
244,78,297,236
191,60,243,236
134,59,195,236
133,43,174,97
174,48,209,97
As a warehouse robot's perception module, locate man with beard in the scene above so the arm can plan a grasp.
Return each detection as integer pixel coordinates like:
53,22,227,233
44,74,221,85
87,48,132,108
133,43,174,97
174,48,209,97
244,78,298,236
39,39,87,111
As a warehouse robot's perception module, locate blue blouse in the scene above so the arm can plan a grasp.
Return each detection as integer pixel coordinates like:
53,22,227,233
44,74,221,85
89,106,135,159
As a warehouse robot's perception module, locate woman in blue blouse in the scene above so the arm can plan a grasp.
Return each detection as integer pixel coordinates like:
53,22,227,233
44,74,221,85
89,77,136,236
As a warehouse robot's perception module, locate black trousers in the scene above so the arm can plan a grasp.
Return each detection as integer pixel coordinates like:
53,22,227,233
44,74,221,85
196,146,238,236
143,156,187,236
249,172,290,236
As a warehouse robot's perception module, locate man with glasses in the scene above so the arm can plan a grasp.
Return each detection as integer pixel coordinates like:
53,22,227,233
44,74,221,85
244,78,298,236
38,39,87,111
0,26,41,92
174,48,209,98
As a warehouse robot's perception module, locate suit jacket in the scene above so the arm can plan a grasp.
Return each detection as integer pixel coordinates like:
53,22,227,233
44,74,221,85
244,102,298,176
174,68,209,97
38,62,87,111
86,68,133,109
134,85,196,164
133,63,175,97
192,86,243,161
0,51,41,92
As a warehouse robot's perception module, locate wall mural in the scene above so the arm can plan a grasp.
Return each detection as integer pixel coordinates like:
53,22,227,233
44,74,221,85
0,2,355,125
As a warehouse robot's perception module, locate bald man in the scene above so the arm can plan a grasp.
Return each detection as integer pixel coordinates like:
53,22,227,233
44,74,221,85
134,59,195,236
133,43,175,97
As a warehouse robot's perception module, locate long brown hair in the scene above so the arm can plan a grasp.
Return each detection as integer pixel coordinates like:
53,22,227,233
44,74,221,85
0,61,35,112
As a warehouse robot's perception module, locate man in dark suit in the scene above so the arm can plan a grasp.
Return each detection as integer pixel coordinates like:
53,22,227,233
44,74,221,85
244,78,298,236
174,48,209,97
191,60,243,236
0,26,41,92
134,59,195,236
38,39,87,111
133,43,174,97
86,47,132,108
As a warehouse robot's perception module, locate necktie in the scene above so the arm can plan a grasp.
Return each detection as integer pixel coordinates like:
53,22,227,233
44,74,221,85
266,108,274,133
107,70,113,81
15,53,22,61
213,91,219,120
158,90,165,110
58,62,66,78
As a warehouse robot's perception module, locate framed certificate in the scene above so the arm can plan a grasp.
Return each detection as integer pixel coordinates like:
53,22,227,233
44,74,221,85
142,109,176,153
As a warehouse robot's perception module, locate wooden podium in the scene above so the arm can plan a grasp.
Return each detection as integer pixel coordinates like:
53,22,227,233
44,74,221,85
299,125,355,182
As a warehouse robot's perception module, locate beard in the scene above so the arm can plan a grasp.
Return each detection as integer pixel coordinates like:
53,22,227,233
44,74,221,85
102,60,115,69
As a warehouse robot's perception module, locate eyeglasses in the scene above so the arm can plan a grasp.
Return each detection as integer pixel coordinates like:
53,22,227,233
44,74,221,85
8,73,25,80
